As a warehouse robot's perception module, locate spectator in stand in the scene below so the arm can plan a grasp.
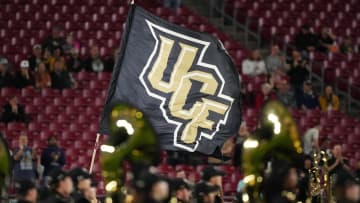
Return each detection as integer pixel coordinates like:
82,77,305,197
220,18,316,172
276,78,296,108
49,46,66,71
42,25,66,53
62,33,80,56
1,95,28,123
84,45,105,72
163,0,181,9
34,62,51,89
286,50,309,92
42,48,52,69
233,121,250,167
302,123,321,155
265,44,285,74
319,85,340,112
50,59,75,90
28,44,43,72
340,36,355,54
317,27,336,53
14,60,34,89
41,136,66,177
40,168,74,203
0,57,12,88
12,133,37,182
297,80,319,110
255,83,277,110
66,48,83,72
298,155,312,203
295,24,318,54
15,179,38,203
242,49,267,76
328,144,351,176
105,48,119,72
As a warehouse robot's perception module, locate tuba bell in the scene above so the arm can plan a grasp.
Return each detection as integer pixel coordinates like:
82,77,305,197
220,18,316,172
100,103,161,203
241,101,303,203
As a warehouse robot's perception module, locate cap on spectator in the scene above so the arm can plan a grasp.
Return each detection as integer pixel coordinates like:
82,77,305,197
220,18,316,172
20,60,29,68
0,57,8,65
304,80,312,86
68,167,91,186
194,182,219,198
201,166,225,181
48,168,70,187
172,178,191,191
33,44,41,50
15,180,36,197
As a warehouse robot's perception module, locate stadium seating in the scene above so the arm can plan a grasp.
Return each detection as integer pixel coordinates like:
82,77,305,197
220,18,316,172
1,0,360,198
226,0,360,98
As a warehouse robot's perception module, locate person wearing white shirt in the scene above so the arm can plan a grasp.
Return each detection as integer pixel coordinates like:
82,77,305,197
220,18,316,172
242,49,267,76
303,124,321,155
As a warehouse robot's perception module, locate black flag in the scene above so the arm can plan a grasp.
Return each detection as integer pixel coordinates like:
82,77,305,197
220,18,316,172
99,5,241,155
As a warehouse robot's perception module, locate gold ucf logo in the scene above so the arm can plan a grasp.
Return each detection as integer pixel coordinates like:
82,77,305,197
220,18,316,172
140,20,234,151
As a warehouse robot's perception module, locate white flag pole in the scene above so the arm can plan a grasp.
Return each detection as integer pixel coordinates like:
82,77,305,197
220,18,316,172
89,133,100,174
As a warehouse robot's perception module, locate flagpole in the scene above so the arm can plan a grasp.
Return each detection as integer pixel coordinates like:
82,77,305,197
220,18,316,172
89,133,100,174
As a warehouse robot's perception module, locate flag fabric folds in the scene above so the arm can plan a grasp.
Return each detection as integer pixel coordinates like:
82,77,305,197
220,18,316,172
99,5,241,155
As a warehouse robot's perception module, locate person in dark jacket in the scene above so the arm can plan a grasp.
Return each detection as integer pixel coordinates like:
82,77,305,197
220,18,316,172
14,60,34,89
15,179,38,203
42,26,66,53
50,59,75,90
0,57,12,88
1,95,28,123
40,168,74,203
297,80,319,110
28,44,43,72
83,45,105,72
41,136,66,177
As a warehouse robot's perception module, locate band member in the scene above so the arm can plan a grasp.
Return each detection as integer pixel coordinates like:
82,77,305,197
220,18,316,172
201,166,225,203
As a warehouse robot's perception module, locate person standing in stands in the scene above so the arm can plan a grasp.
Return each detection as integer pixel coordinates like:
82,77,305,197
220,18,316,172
15,179,38,203
294,25,317,54
14,60,34,89
12,134,37,182
34,62,52,89
41,136,66,178
317,27,337,53
286,50,309,93
67,48,83,72
1,95,28,123
84,45,105,72
265,44,285,74
302,123,321,155
51,59,75,90
28,44,43,72
242,49,267,76
40,168,74,203
328,144,351,176
0,57,12,88
297,80,319,110
319,85,340,112
42,26,66,53
276,78,297,108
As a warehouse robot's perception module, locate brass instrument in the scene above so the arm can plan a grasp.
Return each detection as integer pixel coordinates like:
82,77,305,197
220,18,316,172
100,103,160,203
0,133,11,201
309,151,321,197
241,101,303,203
308,150,336,203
